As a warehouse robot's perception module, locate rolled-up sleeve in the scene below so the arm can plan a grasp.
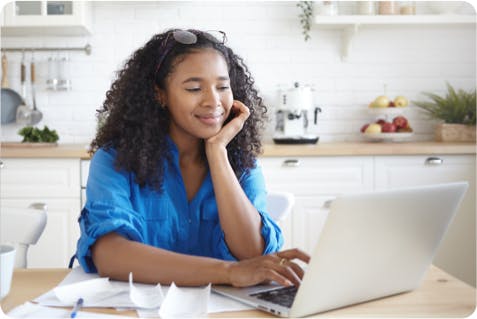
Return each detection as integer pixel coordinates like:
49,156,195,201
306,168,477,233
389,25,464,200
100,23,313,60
240,163,284,254
76,149,144,273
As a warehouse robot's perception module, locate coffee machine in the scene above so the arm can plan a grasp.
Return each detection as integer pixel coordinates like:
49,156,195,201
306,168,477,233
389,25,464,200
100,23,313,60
273,82,321,144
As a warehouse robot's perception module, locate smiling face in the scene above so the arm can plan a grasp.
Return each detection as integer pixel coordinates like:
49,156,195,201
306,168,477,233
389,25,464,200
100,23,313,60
158,48,234,142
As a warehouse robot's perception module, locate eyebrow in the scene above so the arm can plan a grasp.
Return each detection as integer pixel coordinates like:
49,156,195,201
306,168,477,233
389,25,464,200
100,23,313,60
182,76,230,84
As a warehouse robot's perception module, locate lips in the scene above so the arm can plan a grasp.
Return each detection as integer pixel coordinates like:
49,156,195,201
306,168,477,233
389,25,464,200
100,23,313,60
195,112,223,125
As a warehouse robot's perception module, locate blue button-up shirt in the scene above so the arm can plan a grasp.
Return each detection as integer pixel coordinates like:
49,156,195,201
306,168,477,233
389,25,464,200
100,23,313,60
76,139,283,273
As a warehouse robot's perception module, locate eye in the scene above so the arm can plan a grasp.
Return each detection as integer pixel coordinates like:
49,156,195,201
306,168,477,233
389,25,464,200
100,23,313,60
218,85,230,91
185,87,201,92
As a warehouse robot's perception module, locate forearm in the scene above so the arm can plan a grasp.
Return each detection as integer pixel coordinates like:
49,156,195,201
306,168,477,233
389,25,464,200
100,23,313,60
206,145,265,259
92,233,231,285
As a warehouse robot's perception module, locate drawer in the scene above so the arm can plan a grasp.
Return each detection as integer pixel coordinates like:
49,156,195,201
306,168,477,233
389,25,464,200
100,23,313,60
259,156,374,196
374,155,476,189
0,158,80,198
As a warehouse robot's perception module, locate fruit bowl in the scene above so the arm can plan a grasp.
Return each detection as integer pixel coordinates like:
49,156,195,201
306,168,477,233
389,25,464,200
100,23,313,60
362,132,413,142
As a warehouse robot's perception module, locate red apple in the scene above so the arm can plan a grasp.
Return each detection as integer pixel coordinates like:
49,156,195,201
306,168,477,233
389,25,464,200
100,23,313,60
388,101,396,107
381,122,397,133
375,119,386,126
397,125,413,133
393,116,408,129
360,123,370,133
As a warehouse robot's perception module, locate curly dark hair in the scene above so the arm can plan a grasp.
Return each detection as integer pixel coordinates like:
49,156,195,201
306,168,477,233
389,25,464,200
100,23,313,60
91,29,268,191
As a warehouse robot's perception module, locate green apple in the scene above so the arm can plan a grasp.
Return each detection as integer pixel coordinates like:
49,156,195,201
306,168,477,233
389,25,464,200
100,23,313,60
373,96,390,108
365,123,382,134
394,96,409,107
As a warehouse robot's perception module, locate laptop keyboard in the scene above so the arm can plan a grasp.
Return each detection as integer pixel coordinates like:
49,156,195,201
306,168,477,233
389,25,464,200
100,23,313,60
250,286,298,308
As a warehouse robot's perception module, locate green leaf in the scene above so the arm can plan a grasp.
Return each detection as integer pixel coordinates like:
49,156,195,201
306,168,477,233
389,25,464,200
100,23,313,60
297,1,313,41
17,125,60,143
413,82,476,126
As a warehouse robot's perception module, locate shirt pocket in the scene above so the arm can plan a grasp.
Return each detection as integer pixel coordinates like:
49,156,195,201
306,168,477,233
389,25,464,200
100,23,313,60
201,198,219,221
144,198,170,221
144,198,174,246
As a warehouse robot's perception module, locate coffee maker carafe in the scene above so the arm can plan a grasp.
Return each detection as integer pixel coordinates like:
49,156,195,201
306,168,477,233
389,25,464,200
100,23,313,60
273,82,321,144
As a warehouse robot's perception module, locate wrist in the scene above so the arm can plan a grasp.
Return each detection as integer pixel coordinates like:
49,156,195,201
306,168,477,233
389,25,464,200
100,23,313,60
205,142,227,161
218,260,234,284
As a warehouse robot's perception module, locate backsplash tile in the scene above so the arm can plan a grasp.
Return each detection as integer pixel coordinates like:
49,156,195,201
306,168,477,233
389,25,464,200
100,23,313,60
1,1,475,144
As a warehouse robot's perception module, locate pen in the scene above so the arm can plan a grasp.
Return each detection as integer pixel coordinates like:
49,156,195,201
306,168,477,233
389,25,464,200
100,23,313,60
70,297,84,318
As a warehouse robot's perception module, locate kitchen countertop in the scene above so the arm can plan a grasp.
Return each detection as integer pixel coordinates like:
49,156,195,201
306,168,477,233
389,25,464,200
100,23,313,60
0,142,475,159
262,142,476,156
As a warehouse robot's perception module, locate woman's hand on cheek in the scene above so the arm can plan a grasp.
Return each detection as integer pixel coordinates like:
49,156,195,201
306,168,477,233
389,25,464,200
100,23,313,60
206,100,250,149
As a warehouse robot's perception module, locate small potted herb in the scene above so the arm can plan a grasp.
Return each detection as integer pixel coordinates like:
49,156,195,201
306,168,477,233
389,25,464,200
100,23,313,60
413,83,476,142
18,126,59,143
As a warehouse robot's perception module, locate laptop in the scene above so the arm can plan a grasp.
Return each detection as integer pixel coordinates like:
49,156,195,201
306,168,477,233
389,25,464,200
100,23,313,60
213,182,468,317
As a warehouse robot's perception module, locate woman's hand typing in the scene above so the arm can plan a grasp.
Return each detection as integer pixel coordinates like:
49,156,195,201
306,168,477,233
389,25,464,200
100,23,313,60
226,248,311,288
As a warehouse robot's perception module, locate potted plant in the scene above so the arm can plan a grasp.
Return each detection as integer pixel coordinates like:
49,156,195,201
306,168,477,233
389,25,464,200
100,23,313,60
414,83,476,142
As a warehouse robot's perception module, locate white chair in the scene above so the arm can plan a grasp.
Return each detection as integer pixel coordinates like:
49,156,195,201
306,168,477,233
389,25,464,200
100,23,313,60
0,203,47,268
266,191,295,222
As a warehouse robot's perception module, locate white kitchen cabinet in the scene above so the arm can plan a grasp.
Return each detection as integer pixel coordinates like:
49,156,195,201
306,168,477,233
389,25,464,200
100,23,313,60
374,155,476,286
0,158,81,268
260,156,374,252
292,196,334,253
1,1,92,36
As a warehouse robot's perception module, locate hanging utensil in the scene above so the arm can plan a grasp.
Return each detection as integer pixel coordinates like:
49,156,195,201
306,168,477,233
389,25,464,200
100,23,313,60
16,51,31,125
1,53,24,124
30,52,43,125
2,53,9,88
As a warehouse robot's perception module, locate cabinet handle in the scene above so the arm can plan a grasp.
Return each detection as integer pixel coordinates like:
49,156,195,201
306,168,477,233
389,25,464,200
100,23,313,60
29,202,48,211
0,160,3,169
425,157,443,165
282,159,300,167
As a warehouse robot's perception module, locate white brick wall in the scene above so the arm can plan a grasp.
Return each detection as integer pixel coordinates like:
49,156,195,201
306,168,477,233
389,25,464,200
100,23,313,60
1,1,475,144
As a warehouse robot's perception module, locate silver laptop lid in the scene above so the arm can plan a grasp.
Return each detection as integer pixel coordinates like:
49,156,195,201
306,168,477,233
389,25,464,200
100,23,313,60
290,182,468,317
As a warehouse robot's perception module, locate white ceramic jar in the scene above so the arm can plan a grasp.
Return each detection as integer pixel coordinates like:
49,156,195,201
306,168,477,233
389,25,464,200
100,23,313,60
358,1,377,15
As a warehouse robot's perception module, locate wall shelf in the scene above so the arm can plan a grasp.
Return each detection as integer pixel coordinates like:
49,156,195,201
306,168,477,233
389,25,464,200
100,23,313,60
314,15,476,61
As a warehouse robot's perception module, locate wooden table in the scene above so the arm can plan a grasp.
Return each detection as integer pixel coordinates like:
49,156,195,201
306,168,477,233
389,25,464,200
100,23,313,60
1,266,475,317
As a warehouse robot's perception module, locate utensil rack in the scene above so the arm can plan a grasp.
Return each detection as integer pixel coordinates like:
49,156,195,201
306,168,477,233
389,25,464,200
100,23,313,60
1,44,92,55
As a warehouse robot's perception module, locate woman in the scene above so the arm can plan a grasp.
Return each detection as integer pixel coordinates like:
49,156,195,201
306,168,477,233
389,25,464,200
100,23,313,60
76,29,309,287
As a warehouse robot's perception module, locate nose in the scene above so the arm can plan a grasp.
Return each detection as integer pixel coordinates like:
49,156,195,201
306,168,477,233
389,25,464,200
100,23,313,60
201,87,221,108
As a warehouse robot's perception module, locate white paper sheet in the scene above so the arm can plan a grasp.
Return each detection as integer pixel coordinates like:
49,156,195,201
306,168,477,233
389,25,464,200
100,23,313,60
7,302,133,319
208,291,253,313
34,267,253,315
35,268,160,309
134,291,252,318
159,282,210,318
54,277,125,305
128,272,163,309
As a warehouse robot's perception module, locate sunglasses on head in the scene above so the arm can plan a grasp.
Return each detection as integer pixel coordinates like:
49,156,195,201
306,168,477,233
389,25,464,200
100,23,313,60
155,30,227,78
